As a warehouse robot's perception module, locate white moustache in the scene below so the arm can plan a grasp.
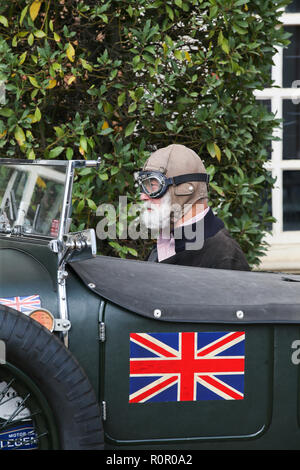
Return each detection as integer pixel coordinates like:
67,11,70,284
142,200,157,211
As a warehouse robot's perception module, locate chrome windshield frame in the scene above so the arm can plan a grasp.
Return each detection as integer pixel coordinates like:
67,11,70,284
0,158,100,241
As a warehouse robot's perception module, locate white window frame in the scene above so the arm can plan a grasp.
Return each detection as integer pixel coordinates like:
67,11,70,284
254,11,300,247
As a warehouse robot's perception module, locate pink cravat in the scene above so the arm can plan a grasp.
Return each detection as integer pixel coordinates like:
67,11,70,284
157,208,210,262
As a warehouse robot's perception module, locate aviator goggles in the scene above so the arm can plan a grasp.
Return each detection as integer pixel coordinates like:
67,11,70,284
134,170,210,199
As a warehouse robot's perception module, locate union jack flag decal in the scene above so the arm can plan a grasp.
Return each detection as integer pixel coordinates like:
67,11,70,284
129,331,245,403
0,295,41,314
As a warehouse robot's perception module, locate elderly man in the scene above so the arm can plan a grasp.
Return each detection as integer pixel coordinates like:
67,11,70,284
134,144,250,271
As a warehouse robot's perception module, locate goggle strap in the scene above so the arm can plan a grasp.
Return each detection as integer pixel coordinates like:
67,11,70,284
168,173,210,187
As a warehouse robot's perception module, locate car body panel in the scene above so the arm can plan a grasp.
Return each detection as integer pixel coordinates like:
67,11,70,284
0,237,58,315
102,302,273,445
102,308,300,450
66,268,101,394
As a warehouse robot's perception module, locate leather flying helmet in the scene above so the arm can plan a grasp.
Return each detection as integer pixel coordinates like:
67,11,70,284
135,144,209,220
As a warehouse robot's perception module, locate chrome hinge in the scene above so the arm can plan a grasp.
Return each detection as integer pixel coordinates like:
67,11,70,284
53,318,71,332
99,321,105,342
102,401,107,421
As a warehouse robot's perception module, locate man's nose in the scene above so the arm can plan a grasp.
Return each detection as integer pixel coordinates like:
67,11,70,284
140,192,150,201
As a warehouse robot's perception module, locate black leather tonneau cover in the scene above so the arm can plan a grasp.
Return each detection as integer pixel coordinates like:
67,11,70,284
69,255,300,324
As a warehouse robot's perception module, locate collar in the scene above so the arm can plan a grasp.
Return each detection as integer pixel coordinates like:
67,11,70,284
177,206,210,228
173,208,224,253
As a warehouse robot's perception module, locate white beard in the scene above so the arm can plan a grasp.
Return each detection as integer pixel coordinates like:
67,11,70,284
140,191,172,232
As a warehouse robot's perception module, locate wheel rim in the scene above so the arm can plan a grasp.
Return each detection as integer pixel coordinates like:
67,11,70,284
0,362,60,450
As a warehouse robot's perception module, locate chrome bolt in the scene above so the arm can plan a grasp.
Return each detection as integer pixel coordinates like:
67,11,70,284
153,309,162,318
236,310,244,319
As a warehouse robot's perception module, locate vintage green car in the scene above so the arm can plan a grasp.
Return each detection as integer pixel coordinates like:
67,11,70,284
0,158,300,451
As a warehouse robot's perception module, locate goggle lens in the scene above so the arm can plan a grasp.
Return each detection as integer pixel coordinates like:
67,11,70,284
134,171,166,198
142,177,162,196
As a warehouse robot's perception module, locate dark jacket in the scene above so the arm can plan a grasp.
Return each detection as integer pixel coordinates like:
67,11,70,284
147,209,250,271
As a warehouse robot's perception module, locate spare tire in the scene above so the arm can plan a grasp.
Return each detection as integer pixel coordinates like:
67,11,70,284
0,305,104,450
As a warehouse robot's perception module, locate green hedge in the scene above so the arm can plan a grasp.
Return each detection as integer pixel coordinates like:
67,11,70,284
0,0,291,266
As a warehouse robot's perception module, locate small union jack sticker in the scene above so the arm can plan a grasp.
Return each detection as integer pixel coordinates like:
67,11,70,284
129,331,245,403
0,295,41,314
